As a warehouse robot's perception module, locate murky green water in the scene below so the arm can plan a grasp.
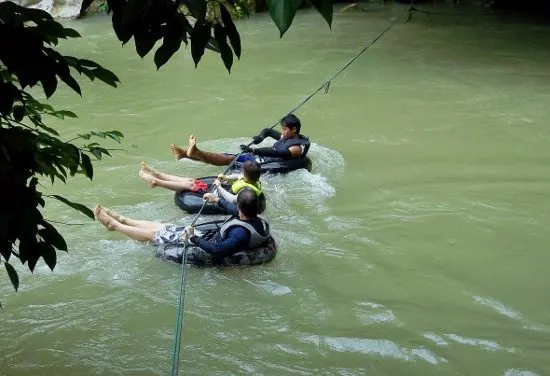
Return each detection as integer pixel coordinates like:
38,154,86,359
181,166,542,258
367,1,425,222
2,3,550,375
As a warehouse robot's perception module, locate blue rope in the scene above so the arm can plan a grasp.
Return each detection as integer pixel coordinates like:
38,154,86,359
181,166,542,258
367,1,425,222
168,3,414,375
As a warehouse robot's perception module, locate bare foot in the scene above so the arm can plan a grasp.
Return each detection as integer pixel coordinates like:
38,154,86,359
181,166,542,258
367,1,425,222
138,170,158,187
170,144,187,160
95,204,117,231
104,207,126,224
140,162,162,178
186,134,198,158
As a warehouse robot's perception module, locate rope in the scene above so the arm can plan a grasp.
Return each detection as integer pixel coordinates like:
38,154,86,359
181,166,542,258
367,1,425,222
169,149,251,376
409,6,498,18
168,2,415,375
284,3,415,119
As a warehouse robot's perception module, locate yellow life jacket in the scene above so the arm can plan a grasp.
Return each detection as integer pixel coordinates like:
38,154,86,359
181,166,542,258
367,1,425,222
231,178,262,196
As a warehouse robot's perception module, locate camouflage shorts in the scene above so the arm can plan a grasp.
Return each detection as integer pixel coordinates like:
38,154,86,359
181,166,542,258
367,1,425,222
155,236,278,267
152,224,186,246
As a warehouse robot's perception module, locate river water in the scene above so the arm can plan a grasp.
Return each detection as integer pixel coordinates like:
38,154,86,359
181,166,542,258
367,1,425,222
2,3,550,375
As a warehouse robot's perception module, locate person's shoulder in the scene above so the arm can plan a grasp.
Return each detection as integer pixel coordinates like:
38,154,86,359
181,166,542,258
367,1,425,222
229,225,251,239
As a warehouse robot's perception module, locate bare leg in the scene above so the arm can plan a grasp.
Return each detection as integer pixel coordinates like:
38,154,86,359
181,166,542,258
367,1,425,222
170,144,188,161
141,162,194,183
95,204,162,242
138,170,194,192
170,143,203,162
104,207,165,230
186,134,234,166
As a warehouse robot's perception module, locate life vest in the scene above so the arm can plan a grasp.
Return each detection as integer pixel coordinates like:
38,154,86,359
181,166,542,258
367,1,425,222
272,135,311,158
218,217,270,249
230,178,262,196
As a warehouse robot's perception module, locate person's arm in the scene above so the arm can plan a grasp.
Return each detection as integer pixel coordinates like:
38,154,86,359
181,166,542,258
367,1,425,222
216,185,237,203
260,128,281,140
218,173,241,182
190,227,250,259
217,197,238,216
202,194,238,216
252,128,282,144
245,146,293,159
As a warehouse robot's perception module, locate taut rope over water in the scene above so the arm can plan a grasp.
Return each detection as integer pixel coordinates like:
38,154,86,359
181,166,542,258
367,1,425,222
168,2,415,375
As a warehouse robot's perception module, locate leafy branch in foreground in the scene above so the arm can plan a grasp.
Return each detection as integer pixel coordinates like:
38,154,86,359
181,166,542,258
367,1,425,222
78,0,333,72
0,2,124,303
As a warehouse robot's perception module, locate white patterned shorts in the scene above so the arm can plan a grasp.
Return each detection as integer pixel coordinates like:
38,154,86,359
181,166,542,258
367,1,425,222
152,225,186,246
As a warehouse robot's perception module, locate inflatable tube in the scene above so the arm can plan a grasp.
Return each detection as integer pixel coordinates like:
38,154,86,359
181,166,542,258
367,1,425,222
155,219,277,267
174,176,267,215
229,157,312,175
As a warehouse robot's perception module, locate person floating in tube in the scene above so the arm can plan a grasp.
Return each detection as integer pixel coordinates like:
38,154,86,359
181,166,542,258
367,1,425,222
94,189,271,265
169,114,311,168
138,159,264,205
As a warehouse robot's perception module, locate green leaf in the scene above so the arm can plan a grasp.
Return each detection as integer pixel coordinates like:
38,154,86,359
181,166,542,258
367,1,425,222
91,131,106,138
27,250,40,273
0,82,17,116
104,131,121,143
265,0,302,37
40,74,58,98
214,23,233,72
111,7,134,45
185,0,207,20
38,242,57,271
4,262,19,292
108,130,123,138
154,15,185,70
35,122,60,136
78,133,91,140
58,73,82,96
37,193,46,208
78,59,102,68
39,222,67,252
97,147,111,157
191,22,211,68
51,195,94,220
307,0,332,28
90,148,103,160
91,68,119,88
81,153,93,179
34,20,67,42
134,28,158,58
13,105,25,121
63,27,81,38
220,4,241,59
52,159,68,179
35,153,59,179
56,110,78,118
154,38,181,70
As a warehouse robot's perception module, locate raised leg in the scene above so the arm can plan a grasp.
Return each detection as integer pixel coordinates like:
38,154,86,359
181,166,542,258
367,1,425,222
104,207,166,230
138,170,194,192
186,134,235,166
141,162,193,183
95,204,162,242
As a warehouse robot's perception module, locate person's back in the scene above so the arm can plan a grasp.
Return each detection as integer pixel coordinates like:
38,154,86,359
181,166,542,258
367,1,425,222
189,188,270,261
229,160,263,197
215,160,267,213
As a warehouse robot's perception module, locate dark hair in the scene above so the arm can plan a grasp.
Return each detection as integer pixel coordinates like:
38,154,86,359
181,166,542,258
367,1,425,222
237,188,260,217
281,114,301,133
242,160,261,182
